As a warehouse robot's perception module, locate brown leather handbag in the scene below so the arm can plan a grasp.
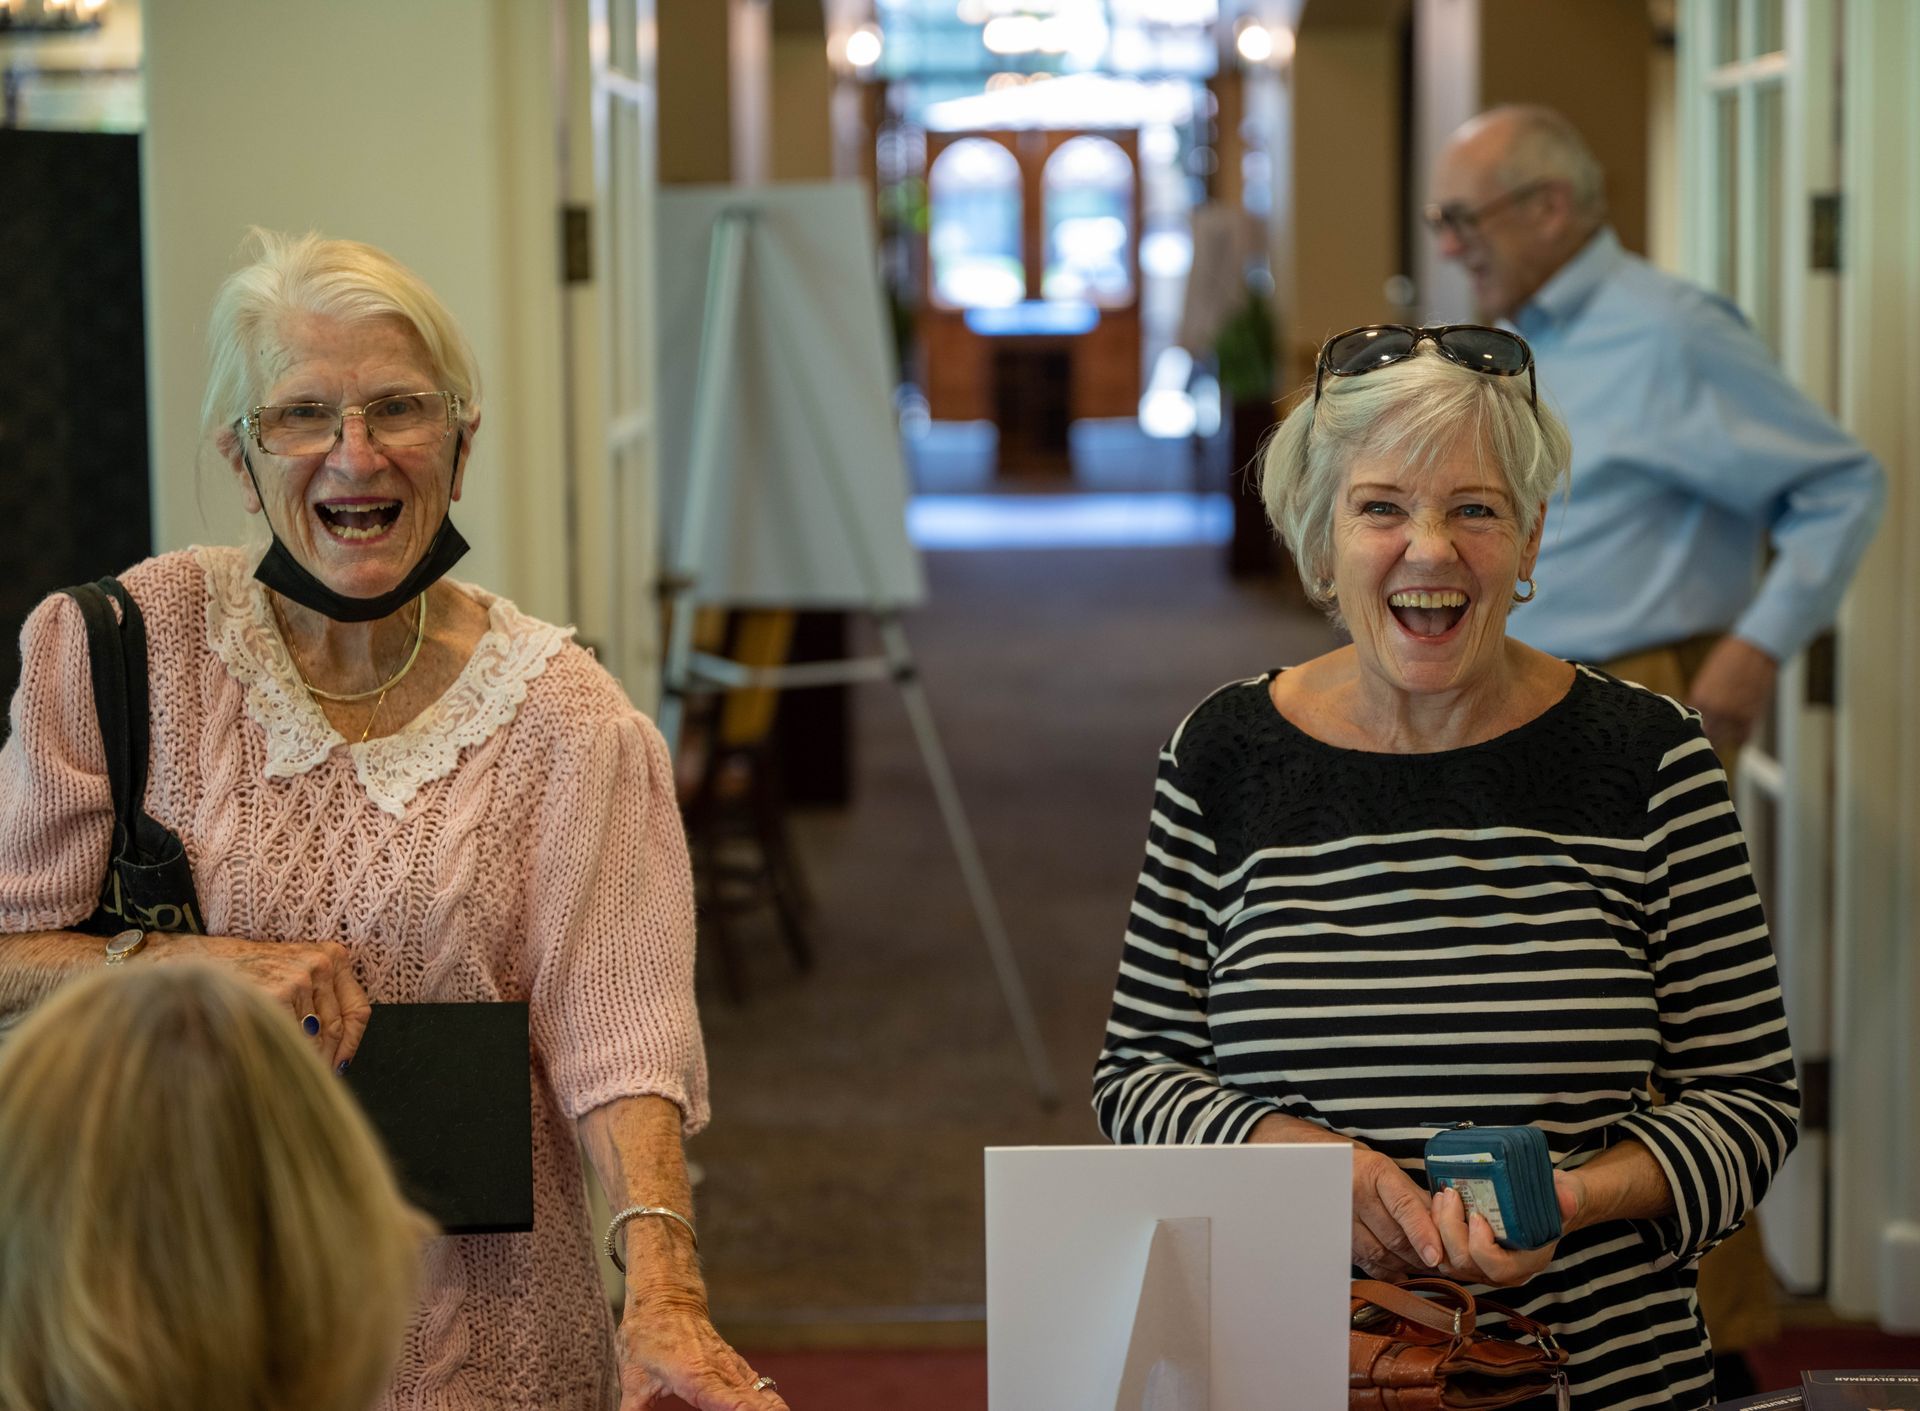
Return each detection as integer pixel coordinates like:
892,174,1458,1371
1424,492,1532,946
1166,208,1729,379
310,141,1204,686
1349,1277,1570,1410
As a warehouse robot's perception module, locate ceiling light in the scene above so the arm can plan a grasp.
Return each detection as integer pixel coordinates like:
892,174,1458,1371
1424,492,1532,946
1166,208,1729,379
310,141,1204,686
845,23,882,69
1234,19,1273,64
982,14,1043,53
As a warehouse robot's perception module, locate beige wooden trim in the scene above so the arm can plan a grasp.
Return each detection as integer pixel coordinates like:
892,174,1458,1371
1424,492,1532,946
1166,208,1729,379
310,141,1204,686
1830,0,1920,1332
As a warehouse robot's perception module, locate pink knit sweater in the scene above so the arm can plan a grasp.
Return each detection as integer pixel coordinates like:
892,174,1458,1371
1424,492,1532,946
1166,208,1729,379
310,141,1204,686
0,546,709,1411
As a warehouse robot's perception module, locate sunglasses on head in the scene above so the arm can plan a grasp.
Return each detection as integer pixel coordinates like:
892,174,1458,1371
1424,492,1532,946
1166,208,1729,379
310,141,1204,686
1314,324,1537,409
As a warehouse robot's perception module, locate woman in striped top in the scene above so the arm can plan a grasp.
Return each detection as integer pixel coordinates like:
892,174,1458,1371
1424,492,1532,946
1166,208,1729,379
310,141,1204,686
1092,326,1799,1411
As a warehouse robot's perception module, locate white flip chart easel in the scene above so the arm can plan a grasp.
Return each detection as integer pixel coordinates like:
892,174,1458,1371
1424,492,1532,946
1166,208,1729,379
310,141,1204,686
985,1145,1351,1411
654,184,1057,1104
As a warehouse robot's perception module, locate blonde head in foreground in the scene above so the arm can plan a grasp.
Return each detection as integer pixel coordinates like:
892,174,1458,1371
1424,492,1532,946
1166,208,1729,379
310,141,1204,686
0,962,428,1411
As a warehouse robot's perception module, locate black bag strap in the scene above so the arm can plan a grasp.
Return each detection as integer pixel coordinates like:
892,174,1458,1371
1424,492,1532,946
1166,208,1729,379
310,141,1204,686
92,577,152,816
58,577,149,845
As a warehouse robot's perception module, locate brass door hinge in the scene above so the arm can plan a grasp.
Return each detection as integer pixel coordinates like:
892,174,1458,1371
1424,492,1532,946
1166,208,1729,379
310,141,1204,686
562,205,592,284
1810,194,1841,273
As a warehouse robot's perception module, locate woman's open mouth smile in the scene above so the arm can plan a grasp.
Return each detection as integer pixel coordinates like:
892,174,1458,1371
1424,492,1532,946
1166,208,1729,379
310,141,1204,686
315,498,403,544
1387,588,1469,642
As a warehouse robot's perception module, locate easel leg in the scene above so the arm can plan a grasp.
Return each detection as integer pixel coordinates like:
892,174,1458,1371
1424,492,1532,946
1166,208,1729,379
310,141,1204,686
876,613,1060,1107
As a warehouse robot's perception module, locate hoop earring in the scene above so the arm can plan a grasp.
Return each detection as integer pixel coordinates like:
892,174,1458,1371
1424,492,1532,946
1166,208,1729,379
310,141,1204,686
1512,577,1537,604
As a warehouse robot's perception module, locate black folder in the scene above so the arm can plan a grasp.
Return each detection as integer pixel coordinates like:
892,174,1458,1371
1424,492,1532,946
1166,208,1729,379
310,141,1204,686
342,1002,534,1235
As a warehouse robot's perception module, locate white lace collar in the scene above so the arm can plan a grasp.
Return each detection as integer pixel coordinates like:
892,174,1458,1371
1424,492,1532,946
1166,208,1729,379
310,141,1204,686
196,545,571,817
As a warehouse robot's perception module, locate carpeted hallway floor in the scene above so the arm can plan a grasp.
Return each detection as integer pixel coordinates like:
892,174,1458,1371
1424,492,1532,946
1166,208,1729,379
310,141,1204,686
686,544,1335,1330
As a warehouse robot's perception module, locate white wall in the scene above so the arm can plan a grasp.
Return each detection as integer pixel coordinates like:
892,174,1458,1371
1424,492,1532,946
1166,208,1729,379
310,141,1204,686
729,0,772,185
142,0,571,626
1411,0,1478,320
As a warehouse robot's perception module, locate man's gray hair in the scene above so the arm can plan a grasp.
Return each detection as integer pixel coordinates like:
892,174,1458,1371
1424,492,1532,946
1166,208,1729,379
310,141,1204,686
1481,104,1607,221
1259,347,1572,617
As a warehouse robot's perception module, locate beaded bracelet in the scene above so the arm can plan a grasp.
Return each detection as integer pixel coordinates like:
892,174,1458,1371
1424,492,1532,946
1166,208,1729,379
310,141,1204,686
603,1204,698,1274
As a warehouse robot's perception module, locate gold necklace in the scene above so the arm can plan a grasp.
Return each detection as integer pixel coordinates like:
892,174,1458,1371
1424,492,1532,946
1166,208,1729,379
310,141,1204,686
272,593,429,742
350,594,426,743
355,677,398,745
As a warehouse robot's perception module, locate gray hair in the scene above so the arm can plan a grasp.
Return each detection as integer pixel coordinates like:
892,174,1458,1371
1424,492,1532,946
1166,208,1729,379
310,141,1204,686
1477,104,1607,222
200,228,482,451
1259,346,1571,615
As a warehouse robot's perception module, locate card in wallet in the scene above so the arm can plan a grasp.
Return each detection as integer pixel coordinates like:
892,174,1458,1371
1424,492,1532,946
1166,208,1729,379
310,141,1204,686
342,1002,534,1235
1424,1124,1562,1251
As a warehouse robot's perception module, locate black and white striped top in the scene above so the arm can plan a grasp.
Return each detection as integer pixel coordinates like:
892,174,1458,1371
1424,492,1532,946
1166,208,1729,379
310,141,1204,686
1092,666,1800,1411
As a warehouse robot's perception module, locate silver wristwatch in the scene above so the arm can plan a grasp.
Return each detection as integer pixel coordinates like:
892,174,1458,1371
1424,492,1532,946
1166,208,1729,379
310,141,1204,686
104,928,147,965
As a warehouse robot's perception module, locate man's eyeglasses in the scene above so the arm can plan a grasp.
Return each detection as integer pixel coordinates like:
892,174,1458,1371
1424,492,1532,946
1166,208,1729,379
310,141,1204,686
1314,324,1537,409
240,390,461,457
1421,179,1551,241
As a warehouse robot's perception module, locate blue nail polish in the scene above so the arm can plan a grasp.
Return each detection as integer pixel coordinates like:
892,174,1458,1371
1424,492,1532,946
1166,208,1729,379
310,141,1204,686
303,1014,321,1036
336,1058,351,1074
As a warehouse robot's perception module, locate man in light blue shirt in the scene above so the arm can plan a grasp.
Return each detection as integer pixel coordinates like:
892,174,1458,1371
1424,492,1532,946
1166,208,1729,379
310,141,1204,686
1428,106,1884,757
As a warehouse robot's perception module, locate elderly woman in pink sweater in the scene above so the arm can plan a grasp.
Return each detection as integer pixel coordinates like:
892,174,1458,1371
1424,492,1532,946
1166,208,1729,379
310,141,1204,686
0,232,784,1411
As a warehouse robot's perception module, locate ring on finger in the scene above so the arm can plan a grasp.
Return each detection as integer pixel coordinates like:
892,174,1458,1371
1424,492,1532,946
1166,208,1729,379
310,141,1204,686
300,1011,321,1036
751,1375,778,1393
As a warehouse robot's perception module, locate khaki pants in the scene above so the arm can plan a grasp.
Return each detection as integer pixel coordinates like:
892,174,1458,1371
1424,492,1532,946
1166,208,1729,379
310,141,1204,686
1602,637,1778,1353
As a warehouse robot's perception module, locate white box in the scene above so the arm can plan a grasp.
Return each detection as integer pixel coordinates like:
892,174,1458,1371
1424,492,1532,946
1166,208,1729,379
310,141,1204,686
986,1145,1351,1411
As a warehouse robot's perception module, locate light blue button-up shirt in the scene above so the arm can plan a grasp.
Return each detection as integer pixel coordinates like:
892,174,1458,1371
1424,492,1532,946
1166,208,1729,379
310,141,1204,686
1502,228,1884,664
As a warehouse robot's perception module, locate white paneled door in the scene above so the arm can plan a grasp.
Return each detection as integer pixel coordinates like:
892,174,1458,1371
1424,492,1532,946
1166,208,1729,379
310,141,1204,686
1678,0,1838,1295
561,0,664,712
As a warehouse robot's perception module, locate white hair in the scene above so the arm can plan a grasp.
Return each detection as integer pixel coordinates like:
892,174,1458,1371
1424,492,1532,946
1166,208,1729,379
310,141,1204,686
1479,104,1607,222
200,228,482,450
1259,345,1571,616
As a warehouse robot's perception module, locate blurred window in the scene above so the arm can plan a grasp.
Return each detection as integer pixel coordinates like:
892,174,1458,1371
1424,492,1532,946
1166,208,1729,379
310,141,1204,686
928,138,1025,309
1042,136,1134,305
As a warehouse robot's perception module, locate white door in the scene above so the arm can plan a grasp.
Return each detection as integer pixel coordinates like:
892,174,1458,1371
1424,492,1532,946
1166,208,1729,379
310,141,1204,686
555,0,666,1303
560,0,664,712
1677,0,1837,1295
1827,0,1920,1332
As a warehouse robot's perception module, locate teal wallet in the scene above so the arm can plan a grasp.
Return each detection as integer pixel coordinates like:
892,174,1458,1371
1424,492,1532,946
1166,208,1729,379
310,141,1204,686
1423,1124,1562,1252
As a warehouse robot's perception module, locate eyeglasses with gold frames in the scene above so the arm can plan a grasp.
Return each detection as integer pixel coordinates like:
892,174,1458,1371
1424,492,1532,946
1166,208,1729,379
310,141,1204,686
240,390,461,457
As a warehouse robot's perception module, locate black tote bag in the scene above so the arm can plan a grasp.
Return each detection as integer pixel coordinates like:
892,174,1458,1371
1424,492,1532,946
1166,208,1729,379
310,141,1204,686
59,578,204,936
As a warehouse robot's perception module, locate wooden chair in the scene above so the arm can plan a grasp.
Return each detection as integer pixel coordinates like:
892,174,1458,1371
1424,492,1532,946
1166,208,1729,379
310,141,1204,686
676,609,815,1003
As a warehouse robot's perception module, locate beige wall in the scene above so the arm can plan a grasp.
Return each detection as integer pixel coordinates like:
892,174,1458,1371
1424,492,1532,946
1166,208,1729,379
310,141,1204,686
1288,9,1406,387
771,31,834,182
659,0,734,183
1211,67,1247,215
662,0,830,186
1478,0,1652,255
142,0,570,625
1646,40,1680,272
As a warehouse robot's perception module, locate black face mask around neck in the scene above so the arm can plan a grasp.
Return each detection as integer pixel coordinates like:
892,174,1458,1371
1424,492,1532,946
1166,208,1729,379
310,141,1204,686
242,437,471,623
